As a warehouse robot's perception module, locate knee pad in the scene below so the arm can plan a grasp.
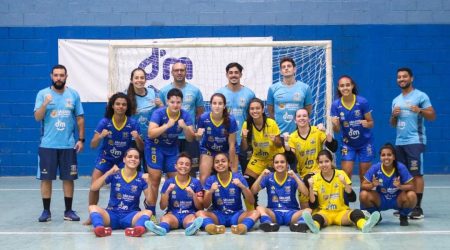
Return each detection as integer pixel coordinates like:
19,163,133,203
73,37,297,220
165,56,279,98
349,209,365,223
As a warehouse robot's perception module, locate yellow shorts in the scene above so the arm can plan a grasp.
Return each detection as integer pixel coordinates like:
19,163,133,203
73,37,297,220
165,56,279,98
247,157,271,175
315,209,351,226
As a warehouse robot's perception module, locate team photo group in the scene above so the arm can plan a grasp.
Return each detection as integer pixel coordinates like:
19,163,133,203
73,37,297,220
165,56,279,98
33,56,435,237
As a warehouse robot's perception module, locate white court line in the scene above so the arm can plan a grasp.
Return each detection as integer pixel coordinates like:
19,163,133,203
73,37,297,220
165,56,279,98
2,187,450,191
1,230,450,235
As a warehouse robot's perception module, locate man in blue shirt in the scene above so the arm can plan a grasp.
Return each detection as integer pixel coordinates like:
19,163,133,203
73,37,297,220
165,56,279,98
159,62,204,176
390,67,436,219
34,65,85,222
216,62,256,172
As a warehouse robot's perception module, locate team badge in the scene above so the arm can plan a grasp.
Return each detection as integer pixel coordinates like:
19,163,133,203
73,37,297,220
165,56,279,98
285,186,291,193
278,103,285,109
108,139,114,145
354,110,361,117
381,188,387,193
340,112,345,118
131,185,138,192
50,110,58,118
217,198,224,205
229,188,236,195
323,195,329,200
343,121,349,127
123,132,129,139
116,193,123,199
272,195,279,202
208,136,215,142
239,98,246,107
65,98,73,108
293,92,301,101
173,201,180,208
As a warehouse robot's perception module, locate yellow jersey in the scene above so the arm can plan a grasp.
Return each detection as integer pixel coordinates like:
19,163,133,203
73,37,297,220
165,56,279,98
312,169,351,211
288,126,327,177
242,118,284,161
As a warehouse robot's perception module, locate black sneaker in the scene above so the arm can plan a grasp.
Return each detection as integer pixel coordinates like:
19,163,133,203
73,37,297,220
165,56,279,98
259,222,280,232
409,207,424,219
289,223,308,233
400,215,409,226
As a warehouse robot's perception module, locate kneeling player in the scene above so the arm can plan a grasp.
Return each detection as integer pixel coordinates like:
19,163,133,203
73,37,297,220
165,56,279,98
251,153,311,232
196,153,259,235
302,150,380,233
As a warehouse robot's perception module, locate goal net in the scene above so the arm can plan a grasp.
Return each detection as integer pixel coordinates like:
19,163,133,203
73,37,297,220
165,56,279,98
108,40,333,129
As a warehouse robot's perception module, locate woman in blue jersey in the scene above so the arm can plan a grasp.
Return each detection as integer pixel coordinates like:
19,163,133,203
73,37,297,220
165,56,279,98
195,153,260,235
196,93,238,185
88,92,144,207
145,88,196,220
331,75,375,182
144,153,204,236
251,153,310,232
302,150,380,234
88,148,152,237
126,68,163,171
359,143,417,226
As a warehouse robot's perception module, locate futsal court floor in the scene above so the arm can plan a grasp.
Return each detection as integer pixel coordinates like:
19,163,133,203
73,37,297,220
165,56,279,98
1,175,449,250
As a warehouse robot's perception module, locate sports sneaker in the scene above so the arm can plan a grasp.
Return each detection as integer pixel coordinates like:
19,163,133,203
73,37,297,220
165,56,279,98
205,224,226,235
302,212,319,234
376,213,383,225
393,210,400,217
400,215,409,226
125,226,146,237
362,211,380,233
362,210,371,220
144,220,167,236
38,210,51,222
289,223,308,233
409,207,424,219
231,224,247,235
94,226,112,237
64,210,80,221
185,217,203,236
260,222,280,232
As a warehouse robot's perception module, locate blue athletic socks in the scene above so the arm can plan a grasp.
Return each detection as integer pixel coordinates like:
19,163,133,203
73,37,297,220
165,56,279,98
90,212,104,228
260,215,272,224
136,215,150,227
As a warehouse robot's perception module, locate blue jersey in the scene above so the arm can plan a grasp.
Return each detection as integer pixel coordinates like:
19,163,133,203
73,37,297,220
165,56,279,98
216,85,255,144
331,95,373,148
147,107,193,148
94,117,140,162
105,170,148,214
267,81,312,134
127,86,159,141
197,112,238,153
204,173,248,214
159,83,204,139
392,89,432,145
34,87,84,149
260,172,300,210
364,162,413,200
161,176,203,214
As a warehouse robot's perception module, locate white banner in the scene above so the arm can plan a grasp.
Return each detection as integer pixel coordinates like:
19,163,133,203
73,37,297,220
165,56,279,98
59,37,272,102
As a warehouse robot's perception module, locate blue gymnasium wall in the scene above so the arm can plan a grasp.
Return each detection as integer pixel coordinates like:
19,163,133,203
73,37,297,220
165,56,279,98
0,1,449,175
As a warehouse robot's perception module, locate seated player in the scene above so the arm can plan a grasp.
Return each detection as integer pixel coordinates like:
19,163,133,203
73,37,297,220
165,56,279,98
302,150,380,233
196,153,260,235
359,143,417,226
88,148,152,237
251,153,310,232
145,153,204,236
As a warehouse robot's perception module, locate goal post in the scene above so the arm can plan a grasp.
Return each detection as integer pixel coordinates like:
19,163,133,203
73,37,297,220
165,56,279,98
108,40,333,131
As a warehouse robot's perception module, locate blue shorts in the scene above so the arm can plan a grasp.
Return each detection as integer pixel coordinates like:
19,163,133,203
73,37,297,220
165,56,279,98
378,195,399,211
146,144,178,173
395,144,424,176
37,147,78,181
107,210,139,229
170,211,195,229
94,156,125,173
213,210,243,227
340,142,375,163
179,139,200,169
272,209,297,225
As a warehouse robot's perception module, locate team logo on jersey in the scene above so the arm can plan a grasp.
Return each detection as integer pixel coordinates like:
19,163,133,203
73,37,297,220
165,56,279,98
334,183,339,188
54,119,66,131
50,110,58,118
185,94,194,103
108,139,114,145
65,98,73,108
340,112,345,118
229,188,236,195
172,190,176,195
341,147,348,155
278,103,285,110
239,98,246,108
208,136,215,142
285,186,291,193
381,188,387,193
217,198,224,205
116,193,123,199
272,195,279,203
131,185,138,193
207,127,212,133
310,139,316,145
293,92,301,101
343,121,349,127
354,110,361,117
123,132,129,139
323,194,329,200
173,201,179,208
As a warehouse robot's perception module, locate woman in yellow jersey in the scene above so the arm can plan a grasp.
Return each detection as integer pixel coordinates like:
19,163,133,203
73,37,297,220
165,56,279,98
284,108,337,208
241,98,284,208
302,150,380,233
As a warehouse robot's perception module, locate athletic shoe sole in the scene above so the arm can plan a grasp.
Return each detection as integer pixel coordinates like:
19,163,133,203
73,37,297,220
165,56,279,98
302,212,319,234
205,224,226,235
144,221,167,236
260,222,280,232
362,211,380,233
185,217,203,236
